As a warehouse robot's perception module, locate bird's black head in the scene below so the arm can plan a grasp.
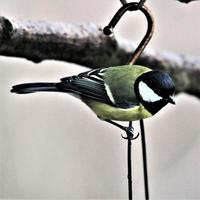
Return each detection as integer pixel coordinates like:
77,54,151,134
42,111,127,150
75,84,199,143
134,70,175,115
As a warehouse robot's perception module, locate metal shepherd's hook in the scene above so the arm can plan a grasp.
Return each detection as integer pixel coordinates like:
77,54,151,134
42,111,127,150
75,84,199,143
103,1,154,200
103,1,154,65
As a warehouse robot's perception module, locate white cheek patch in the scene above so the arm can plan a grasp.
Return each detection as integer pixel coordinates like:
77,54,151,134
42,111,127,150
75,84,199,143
139,81,162,102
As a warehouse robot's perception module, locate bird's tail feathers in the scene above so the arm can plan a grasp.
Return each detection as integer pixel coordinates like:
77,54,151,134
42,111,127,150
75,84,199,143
11,83,58,94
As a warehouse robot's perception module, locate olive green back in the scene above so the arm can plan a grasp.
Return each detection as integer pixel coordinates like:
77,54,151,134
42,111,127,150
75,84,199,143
104,65,151,107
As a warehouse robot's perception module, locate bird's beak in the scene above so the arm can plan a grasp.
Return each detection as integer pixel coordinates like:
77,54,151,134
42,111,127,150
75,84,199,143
168,96,176,105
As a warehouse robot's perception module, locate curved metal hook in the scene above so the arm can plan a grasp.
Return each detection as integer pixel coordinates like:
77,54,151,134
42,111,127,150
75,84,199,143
137,0,147,9
103,2,154,65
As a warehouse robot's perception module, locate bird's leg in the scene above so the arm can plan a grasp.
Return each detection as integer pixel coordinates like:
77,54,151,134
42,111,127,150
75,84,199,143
105,120,139,140
105,119,133,134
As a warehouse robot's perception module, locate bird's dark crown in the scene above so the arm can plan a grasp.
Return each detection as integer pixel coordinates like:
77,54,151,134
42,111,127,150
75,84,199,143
134,70,175,114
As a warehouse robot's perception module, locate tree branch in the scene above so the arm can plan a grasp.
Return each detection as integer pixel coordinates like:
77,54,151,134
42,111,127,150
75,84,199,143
0,17,200,99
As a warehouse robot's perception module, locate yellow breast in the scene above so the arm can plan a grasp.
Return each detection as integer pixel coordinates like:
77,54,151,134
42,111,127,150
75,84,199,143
85,100,152,121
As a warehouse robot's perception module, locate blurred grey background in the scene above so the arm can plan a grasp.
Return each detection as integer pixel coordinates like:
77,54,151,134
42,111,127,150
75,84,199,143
0,0,200,199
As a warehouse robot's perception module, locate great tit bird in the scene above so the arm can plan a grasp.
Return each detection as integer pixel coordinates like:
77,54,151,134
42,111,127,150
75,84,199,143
11,65,175,121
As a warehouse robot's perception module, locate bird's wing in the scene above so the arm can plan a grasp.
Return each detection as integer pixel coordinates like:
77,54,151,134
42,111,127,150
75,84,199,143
57,68,114,106
58,65,150,109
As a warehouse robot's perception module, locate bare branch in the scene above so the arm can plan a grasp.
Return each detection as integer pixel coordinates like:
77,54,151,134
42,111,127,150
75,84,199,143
0,17,200,99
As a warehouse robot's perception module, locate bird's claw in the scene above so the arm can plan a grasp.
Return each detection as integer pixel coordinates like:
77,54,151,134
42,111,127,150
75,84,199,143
125,126,134,135
121,127,140,140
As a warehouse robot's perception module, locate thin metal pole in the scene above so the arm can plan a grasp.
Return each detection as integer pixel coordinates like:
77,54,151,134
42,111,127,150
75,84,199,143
127,121,133,200
127,136,132,200
105,2,153,199
140,119,149,200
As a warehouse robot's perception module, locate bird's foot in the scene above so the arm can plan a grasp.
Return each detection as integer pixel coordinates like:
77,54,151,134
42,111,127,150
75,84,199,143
121,126,139,140
104,119,139,140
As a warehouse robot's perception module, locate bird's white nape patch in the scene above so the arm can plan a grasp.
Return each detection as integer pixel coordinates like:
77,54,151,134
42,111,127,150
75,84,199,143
104,83,115,104
139,81,162,102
